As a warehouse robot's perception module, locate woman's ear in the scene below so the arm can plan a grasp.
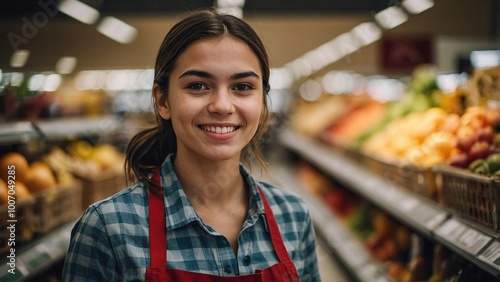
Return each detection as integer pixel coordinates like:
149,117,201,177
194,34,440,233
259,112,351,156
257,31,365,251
154,83,171,120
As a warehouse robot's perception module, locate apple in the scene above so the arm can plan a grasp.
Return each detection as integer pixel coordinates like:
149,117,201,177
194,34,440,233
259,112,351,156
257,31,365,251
446,153,470,168
476,126,494,144
457,134,476,152
468,141,492,161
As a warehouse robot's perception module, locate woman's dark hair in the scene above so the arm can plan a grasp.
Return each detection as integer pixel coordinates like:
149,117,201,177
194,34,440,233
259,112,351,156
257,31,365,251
125,8,271,188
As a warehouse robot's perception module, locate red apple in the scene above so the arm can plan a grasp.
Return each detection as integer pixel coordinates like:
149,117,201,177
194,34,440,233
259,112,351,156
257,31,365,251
468,141,492,161
446,153,470,168
476,126,494,144
457,134,476,152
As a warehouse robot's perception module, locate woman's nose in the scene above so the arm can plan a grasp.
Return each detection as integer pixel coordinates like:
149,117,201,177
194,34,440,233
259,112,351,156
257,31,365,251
208,88,235,115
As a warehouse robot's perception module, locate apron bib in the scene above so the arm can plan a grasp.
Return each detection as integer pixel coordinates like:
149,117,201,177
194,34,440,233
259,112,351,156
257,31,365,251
145,169,299,281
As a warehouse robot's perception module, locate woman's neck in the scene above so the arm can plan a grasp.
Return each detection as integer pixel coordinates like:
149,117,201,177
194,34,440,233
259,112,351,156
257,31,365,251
172,152,246,209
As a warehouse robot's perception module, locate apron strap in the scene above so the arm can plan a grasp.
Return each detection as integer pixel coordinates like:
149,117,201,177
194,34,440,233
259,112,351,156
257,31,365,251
258,187,299,280
149,169,166,268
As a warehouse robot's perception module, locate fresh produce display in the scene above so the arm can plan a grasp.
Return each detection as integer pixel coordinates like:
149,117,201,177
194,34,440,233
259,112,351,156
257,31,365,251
360,106,499,169
0,152,57,196
295,159,498,282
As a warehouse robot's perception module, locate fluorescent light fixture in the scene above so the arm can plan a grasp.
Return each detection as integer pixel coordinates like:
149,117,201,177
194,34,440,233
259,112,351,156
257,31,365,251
436,73,466,92
97,17,138,44
28,74,46,91
402,0,434,14
270,68,294,90
58,0,100,25
217,7,243,18
322,71,356,94
74,70,106,90
216,0,245,8
43,74,62,92
299,79,322,102
55,56,77,74
351,22,382,46
375,6,408,29
470,50,500,68
333,32,361,56
10,50,30,68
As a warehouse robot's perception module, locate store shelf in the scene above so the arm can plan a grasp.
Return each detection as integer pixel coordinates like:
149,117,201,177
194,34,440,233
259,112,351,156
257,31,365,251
35,116,122,141
0,122,40,145
0,116,122,145
0,220,75,282
278,128,500,279
268,164,393,282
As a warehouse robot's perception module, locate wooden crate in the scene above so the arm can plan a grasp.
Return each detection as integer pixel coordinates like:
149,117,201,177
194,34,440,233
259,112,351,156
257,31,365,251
32,182,83,233
0,197,35,253
74,171,126,211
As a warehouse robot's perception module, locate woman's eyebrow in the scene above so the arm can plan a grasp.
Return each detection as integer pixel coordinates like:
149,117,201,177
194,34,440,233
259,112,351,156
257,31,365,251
230,71,260,80
179,69,214,79
178,70,260,80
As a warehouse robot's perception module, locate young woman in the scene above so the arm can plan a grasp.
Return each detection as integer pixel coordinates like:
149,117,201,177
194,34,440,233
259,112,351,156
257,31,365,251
63,8,320,281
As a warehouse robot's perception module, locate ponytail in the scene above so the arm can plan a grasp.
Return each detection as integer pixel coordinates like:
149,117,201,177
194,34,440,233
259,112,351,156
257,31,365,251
124,118,176,190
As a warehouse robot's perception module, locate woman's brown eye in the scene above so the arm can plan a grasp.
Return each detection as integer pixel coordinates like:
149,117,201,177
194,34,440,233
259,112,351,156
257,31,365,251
188,83,207,90
235,84,252,91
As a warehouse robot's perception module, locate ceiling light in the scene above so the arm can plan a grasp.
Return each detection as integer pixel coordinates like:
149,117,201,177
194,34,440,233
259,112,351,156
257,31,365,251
351,22,382,46
29,74,46,91
55,56,77,74
217,7,243,18
58,0,100,25
97,17,138,44
470,50,500,68
270,68,294,90
216,0,245,8
10,50,30,68
42,74,62,92
299,80,322,102
402,0,434,14
375,6,408,29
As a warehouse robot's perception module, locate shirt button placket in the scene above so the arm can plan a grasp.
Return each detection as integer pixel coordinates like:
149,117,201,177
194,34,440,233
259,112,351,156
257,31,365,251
243,255,251,266
224,265,232,274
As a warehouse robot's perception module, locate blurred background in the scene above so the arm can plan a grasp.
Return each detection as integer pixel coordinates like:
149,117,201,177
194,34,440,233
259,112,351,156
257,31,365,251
0,0,499,281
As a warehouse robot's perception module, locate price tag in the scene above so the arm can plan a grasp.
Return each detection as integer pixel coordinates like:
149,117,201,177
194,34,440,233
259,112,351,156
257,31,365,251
435,218,465,240
457,228,492,255
435,218,492,255
479,240,500,267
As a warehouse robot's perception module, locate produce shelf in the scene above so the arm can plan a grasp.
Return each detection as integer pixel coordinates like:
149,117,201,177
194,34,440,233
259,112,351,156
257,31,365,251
268,164,393,282
278,128,500,279
0,116,122,145
0,219,76,282
0,122,40,145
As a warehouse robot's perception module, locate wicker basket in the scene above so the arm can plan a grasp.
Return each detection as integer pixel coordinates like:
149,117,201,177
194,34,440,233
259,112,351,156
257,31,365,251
32,182,83,233
362,155,437,201
74,170,126,211
0,197,35,253
433,165,500,231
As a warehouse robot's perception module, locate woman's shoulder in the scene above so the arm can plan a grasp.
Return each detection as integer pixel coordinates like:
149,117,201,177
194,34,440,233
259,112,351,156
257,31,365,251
82,182,149,221
256,180,310,218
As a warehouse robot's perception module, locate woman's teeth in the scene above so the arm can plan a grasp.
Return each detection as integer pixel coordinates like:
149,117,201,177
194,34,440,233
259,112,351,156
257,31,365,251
201,126,236,134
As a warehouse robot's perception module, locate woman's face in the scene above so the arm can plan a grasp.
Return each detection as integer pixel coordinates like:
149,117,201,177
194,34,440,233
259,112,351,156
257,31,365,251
156,35,264,163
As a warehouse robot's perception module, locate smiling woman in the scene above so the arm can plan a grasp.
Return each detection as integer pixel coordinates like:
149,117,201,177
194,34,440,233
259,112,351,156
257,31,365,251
63,8,321,282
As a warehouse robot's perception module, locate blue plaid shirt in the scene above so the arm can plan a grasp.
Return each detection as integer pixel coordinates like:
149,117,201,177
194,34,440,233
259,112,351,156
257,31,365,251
63,154,320,281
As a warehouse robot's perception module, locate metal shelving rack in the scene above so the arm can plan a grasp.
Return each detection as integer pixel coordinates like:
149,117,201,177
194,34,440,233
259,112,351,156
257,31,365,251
278,128,500,279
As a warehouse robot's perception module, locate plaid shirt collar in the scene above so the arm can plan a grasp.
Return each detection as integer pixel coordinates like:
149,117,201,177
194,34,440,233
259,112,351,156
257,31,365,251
158,154,265,232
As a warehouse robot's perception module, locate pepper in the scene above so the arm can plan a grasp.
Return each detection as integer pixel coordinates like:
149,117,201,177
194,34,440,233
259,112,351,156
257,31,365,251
486,153,500,174
468,159,490,175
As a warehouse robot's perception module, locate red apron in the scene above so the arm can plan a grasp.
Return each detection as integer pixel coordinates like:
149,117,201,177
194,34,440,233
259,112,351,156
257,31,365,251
145,169,300,281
